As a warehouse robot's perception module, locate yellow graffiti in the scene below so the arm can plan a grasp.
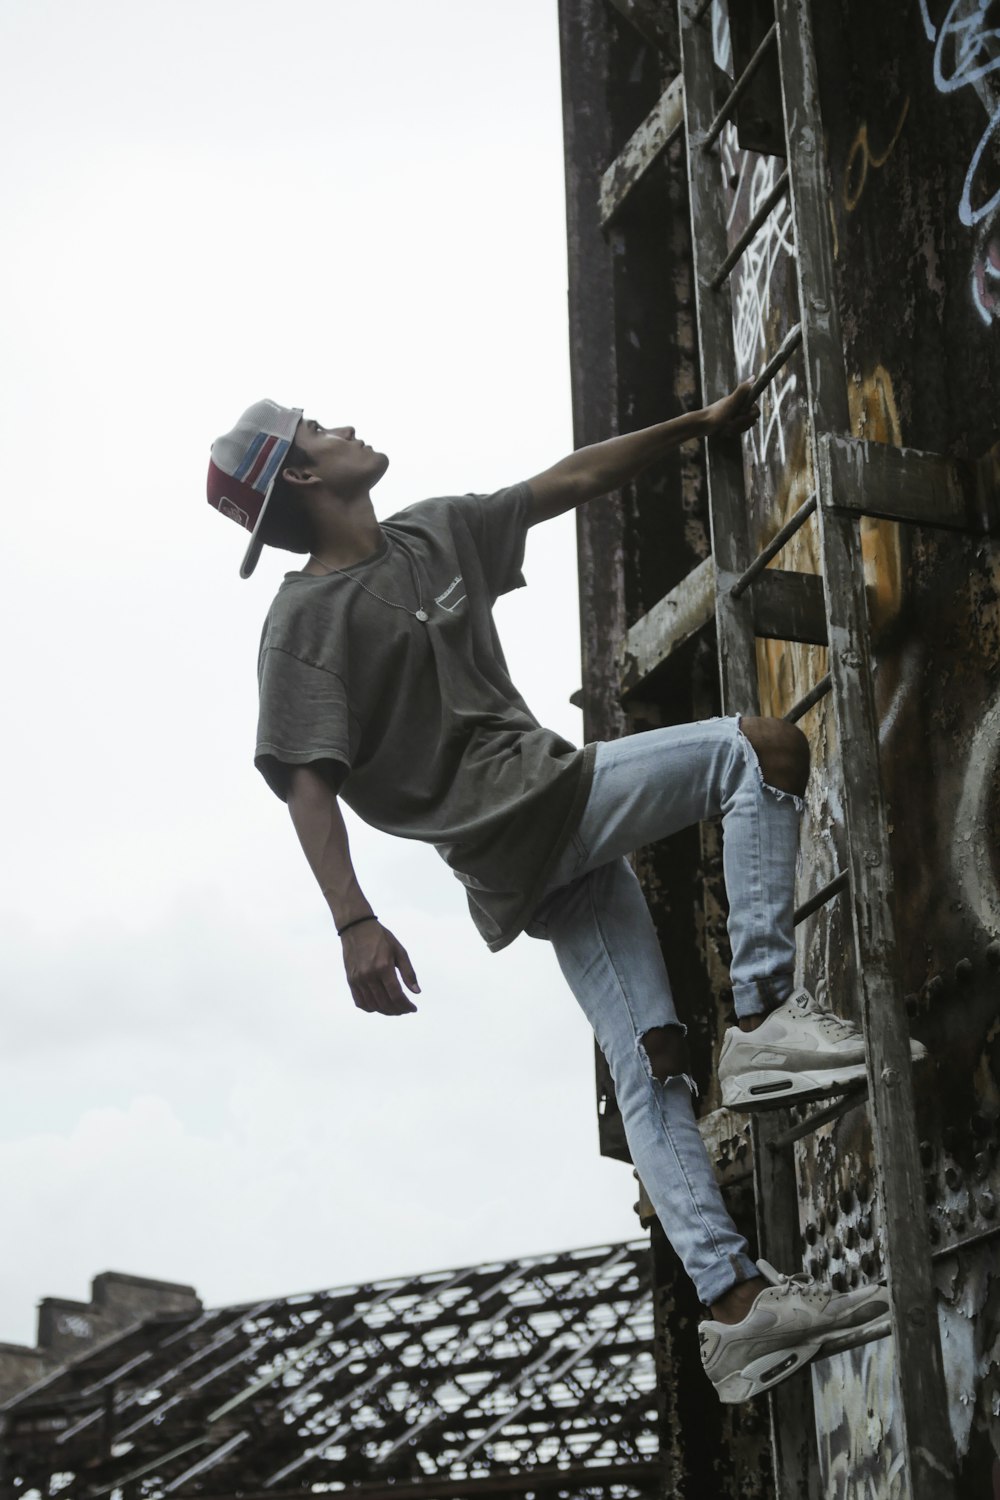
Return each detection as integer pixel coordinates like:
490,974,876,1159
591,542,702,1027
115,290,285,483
847,364,905,632
843,98,911,213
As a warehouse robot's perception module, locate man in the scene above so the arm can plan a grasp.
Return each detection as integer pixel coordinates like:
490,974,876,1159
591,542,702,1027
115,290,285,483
207,388,919,1403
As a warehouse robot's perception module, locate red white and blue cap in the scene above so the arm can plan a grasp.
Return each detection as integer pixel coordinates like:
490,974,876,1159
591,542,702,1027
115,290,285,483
207,399,303,578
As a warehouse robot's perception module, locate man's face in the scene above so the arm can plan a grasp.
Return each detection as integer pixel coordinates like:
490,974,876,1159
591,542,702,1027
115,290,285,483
292,418,389,495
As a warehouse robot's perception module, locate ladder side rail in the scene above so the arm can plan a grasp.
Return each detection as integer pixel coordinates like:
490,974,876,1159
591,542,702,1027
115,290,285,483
773,0,957,1493
678,5,815,1494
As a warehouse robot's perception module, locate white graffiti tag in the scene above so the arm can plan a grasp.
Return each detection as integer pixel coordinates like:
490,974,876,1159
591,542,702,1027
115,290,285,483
920,0,1000,322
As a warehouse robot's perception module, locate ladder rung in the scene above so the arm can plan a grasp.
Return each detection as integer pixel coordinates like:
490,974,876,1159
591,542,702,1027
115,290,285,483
783,672,832,725
749,323,803,403
731,490,817,598
711,168,790,289
702,22,777,152
820,432,980,532
766,1084,867,1151
794,869,848,926
816,1314,892,1359
599,75,684,227
930,1220,1000,1262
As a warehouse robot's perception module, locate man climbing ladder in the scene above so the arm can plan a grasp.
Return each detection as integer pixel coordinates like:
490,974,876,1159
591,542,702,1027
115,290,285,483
206,382,923,1402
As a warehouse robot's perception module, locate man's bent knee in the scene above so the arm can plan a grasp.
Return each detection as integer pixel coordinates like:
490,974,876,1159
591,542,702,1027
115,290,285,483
640,1025,690,1082
740,715,810,798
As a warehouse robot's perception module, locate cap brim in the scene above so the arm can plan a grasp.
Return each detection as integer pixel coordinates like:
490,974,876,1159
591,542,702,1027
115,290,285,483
239,472,279,579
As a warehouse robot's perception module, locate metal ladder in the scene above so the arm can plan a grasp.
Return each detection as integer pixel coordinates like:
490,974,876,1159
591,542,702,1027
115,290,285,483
596,0,980,1493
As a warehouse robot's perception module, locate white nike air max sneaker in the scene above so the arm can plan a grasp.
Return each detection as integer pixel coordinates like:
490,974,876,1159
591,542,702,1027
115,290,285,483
699,1260,890,1403
718,987,927,1111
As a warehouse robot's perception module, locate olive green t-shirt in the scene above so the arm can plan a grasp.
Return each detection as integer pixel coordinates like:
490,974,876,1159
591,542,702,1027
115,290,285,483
254,484,595,950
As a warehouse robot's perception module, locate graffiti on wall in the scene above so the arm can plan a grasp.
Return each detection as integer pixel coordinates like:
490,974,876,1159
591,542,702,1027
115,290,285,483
919,0,1000,321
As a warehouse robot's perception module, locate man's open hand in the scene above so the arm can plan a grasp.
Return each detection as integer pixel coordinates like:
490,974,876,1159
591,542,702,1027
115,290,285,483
704,378,760,438
341,921,420,1016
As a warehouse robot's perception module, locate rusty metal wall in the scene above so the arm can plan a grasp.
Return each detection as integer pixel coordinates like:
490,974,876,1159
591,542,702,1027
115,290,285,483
561,0,1000,1493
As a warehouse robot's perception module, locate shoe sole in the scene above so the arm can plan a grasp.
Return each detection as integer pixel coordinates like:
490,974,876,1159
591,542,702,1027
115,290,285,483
708,1336,825,1403
720,1062,870,1111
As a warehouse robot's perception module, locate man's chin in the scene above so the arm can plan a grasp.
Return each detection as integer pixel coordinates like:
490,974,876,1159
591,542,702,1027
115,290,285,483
370,451,390,483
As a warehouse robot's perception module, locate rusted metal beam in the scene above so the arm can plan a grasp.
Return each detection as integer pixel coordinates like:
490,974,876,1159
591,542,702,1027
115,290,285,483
620,556,714,688
598,74,684,226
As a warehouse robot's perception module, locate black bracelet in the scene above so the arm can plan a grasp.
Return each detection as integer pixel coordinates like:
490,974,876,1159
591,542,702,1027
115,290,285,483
337,914,379,938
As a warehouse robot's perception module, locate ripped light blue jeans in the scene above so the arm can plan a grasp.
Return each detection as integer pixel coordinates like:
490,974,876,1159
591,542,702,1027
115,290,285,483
525,716,804,1306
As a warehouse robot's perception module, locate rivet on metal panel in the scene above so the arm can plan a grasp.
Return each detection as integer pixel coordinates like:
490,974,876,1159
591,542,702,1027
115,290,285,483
805,1221,818,1245
949,1208,967,1232
845,1226,859,1250
975,1152,991,1179
881,1067,901,1087
828,1201,839,1226
980,1191,997,1219
986,939,1000,968
858,1214,872,1239
861,1251,876,1274
839,1187,854,1213
955,957,974,983
831,1237,843,1258
858,1176,871,1203
945,1166,964,1190
926,974,946,1002
831,1272,847,1293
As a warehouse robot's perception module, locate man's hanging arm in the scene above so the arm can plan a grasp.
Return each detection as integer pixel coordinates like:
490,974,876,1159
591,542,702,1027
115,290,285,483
287,764,420,1017
525,378,759,526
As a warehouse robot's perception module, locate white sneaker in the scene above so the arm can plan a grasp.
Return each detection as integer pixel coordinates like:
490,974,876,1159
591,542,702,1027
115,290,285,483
699,1260,890,1403
718,988,926,1111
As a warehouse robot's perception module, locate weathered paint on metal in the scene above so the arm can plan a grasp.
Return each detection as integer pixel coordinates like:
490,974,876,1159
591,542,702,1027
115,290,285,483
599,74,685,227
562,0,1000,1491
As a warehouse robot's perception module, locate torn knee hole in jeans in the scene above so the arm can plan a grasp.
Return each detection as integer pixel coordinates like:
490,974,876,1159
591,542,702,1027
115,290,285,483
636,1028,699,1100
734,714,806,814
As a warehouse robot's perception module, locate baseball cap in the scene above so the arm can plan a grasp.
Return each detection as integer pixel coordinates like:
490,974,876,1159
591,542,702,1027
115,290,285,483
207,399,303,578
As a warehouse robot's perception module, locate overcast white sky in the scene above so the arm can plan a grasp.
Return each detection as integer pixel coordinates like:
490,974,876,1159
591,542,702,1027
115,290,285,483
0,1,642,1347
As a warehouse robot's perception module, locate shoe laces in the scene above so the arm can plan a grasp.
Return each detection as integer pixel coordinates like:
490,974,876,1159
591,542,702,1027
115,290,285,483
796,1003,862,1042
767,1269,828,1304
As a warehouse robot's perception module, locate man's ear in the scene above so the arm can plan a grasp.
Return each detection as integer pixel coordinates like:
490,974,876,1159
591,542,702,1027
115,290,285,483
281,465,319,491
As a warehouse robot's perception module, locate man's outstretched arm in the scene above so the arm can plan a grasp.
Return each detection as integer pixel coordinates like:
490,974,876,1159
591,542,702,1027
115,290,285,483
287,764,420,1017
525,379,759,525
